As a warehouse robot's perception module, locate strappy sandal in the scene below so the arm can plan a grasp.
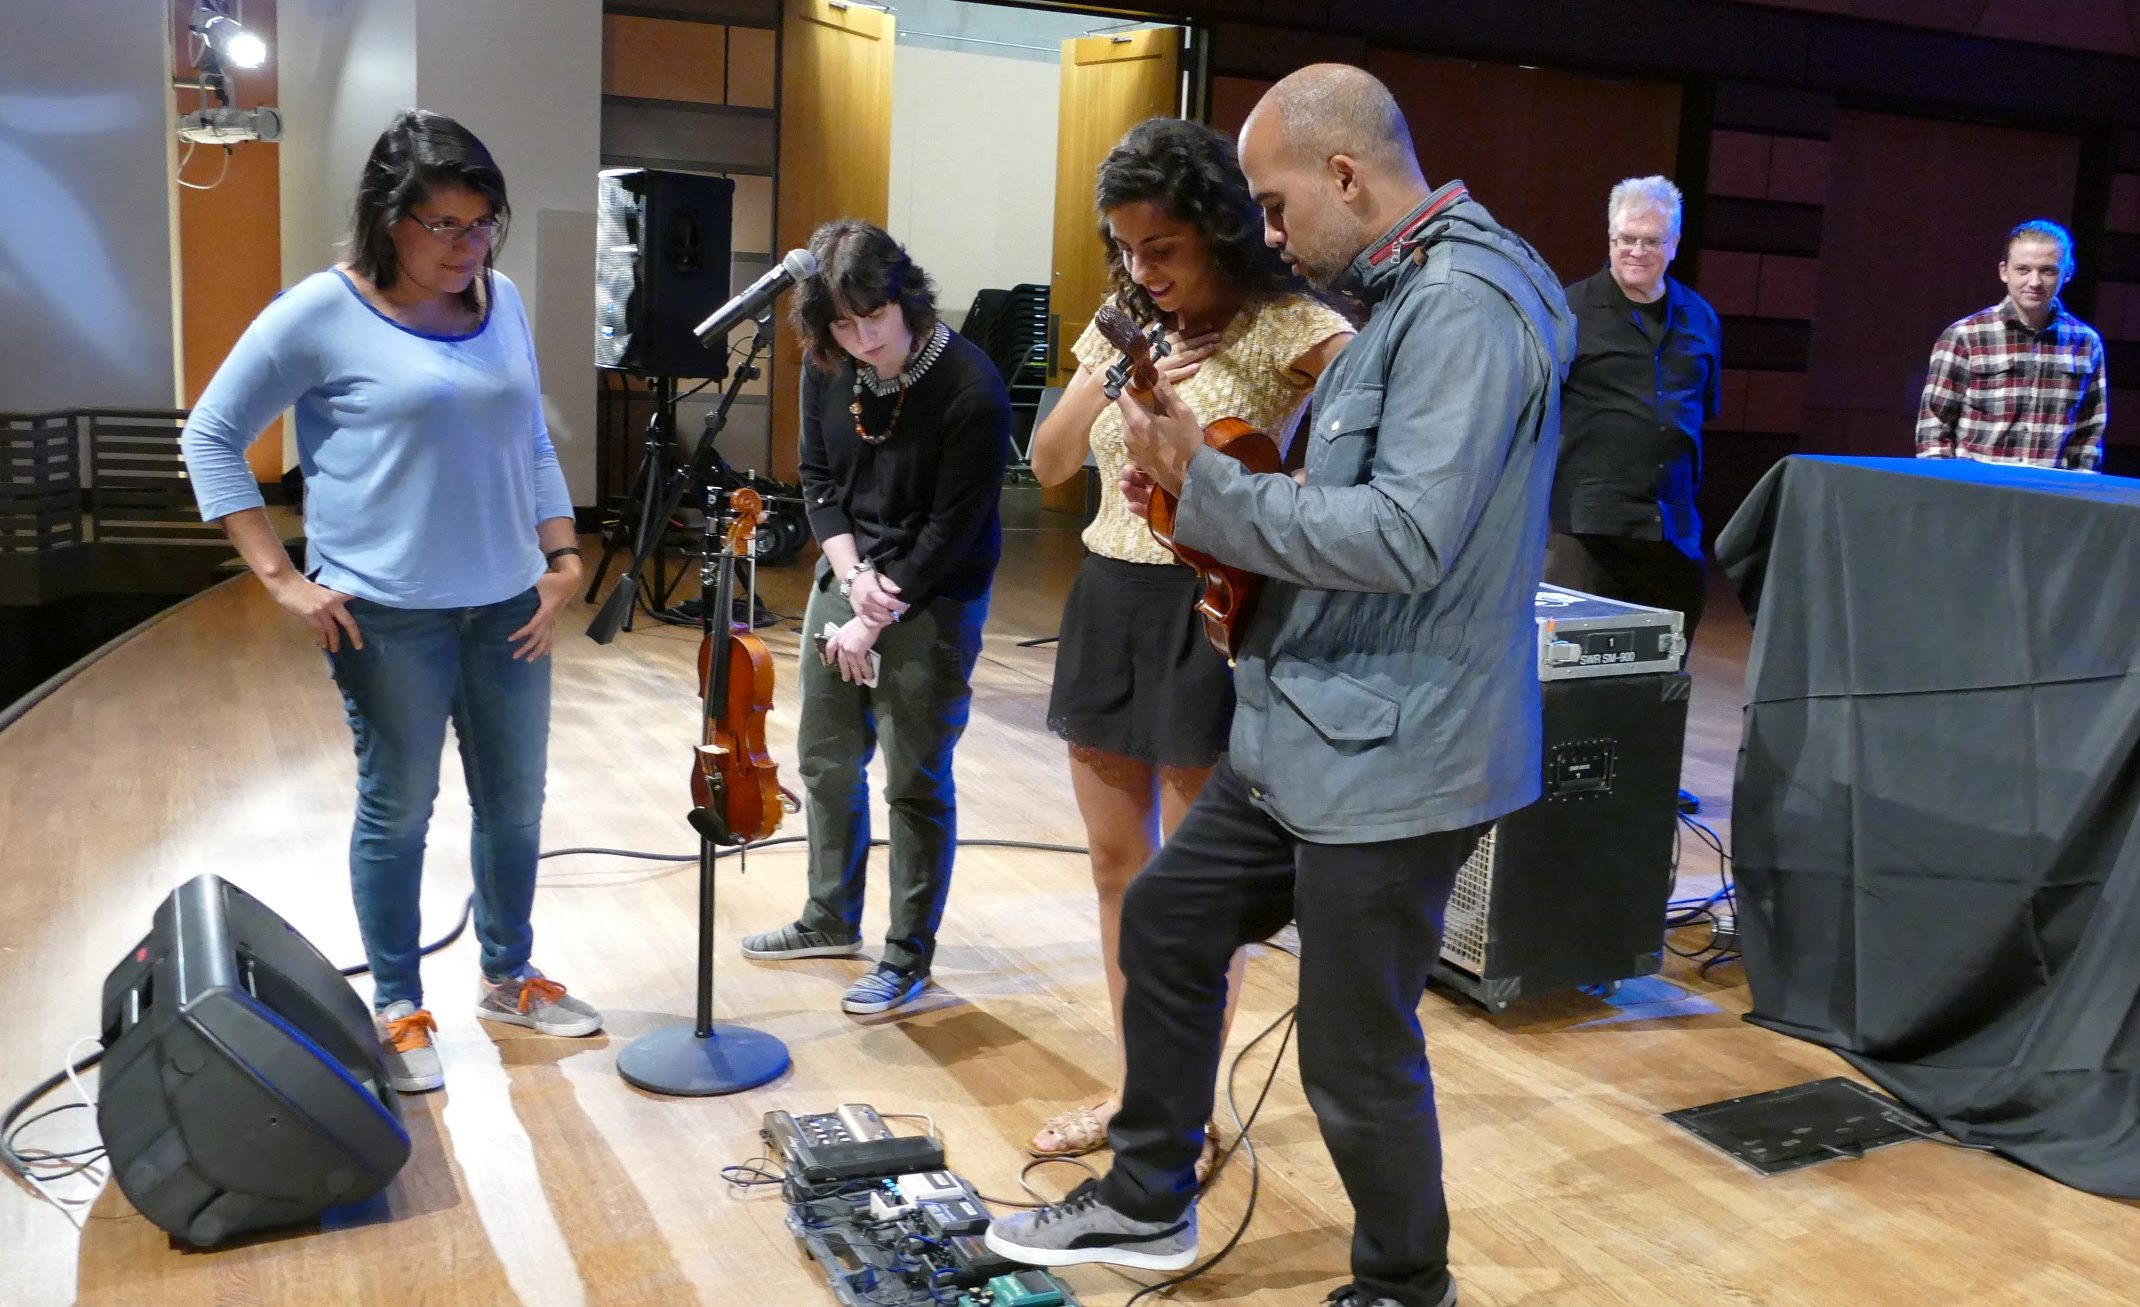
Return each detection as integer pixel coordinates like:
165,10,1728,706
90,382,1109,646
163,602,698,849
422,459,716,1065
1195,1121,1224,1186
1028,1100,1117,1158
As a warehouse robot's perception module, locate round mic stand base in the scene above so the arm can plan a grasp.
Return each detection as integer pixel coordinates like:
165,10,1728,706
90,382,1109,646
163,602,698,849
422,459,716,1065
616,815,790,1097
616,1021,789,1097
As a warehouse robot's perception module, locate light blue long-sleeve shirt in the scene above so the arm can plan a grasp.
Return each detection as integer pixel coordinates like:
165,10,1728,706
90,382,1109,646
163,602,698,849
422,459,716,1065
180,268,573,609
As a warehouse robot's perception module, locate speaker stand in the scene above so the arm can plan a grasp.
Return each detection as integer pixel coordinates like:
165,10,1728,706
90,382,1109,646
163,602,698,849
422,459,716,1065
616,832,789,1096
588,313,772,646
586,375,680,634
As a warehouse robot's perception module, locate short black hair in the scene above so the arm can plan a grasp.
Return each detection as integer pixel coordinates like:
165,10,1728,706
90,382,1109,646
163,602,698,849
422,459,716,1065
790,220,940,372
1095,117,1301,325
346,109,509,316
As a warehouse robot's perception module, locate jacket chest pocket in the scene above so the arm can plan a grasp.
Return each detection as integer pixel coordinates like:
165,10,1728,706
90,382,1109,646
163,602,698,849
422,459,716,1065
1309,384,1383,485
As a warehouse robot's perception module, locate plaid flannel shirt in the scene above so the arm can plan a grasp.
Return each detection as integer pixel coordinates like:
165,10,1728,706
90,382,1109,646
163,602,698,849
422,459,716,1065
1916,296,2107,471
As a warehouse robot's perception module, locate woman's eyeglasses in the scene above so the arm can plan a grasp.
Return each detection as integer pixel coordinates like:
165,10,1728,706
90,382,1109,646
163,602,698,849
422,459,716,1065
409,215,503,244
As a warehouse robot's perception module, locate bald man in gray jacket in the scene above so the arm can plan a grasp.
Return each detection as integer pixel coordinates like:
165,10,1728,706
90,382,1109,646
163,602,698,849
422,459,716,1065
988,64,1575,1307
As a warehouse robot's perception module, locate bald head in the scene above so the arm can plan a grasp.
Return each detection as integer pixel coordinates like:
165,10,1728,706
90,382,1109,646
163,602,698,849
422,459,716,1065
1237,64,1431,287
1253,63,1421,180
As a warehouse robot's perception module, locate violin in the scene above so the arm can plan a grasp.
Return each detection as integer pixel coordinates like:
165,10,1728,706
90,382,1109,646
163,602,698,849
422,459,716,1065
1095,303,1281,661
690,487,784,845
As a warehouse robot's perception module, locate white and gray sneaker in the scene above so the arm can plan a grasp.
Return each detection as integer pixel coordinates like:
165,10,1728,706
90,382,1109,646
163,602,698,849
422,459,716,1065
840,963,930,1015
475,968,603,1037
741,921,864,960
375,1000,443,1094
984,1179,1196,1272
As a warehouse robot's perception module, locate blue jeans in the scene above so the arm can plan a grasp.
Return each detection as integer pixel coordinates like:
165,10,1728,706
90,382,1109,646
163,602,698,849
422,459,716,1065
326,588,550,1010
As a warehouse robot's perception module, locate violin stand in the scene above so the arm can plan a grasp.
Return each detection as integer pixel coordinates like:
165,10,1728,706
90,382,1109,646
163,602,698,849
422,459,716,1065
615,829,790,1096
611,313,791,1094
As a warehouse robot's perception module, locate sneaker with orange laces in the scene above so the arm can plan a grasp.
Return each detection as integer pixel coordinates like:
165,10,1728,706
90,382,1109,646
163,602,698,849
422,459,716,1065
475,967,603,1037
376,1000,444,1094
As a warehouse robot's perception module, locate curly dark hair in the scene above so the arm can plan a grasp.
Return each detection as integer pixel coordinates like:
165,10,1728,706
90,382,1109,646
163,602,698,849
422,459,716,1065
347,109,509,316
1094,117,1299,326
790,220,941,372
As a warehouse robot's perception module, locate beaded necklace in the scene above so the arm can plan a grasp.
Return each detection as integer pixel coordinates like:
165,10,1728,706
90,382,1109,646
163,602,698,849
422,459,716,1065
850,322,950,445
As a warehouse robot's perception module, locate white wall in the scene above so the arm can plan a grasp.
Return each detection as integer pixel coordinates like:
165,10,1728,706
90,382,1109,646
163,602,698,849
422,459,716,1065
0,0,180,411
415,0,602,506
276,0,417,280
275,0,600,504
887,43,1060,325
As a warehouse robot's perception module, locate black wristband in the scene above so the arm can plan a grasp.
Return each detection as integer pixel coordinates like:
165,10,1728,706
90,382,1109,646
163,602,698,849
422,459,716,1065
544,546,583,566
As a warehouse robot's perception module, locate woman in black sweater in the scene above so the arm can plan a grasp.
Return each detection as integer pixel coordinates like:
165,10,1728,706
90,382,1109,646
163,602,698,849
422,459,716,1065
740,220,1011,1016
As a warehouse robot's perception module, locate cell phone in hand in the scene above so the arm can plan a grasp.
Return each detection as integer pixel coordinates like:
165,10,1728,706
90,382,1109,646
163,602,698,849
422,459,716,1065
821,621,880,687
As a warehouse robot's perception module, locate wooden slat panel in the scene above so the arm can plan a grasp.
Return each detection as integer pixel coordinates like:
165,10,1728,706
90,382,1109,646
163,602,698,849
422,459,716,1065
727,24,777,110
0,415,82,550
604,15,729,104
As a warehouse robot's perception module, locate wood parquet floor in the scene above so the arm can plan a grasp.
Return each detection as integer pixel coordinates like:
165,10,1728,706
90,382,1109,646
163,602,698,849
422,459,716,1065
2,488,2133,1306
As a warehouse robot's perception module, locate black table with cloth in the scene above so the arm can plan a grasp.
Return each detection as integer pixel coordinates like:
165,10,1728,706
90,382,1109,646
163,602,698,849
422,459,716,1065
1715,454,2140,1198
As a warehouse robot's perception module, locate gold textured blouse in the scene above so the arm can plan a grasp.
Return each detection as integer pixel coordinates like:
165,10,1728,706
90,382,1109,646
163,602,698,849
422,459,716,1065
1070,292,1354,564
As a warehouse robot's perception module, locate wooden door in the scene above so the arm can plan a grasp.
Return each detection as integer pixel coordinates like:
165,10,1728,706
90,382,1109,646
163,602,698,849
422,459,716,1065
771,0,894,480
1047,27,1182,388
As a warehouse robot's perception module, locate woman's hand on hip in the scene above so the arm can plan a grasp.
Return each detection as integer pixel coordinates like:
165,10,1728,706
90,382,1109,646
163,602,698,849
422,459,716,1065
509,565,579,661
268,573,363,652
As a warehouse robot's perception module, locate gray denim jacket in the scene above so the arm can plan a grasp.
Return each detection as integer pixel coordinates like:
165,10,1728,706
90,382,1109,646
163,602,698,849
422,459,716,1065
1173,183,1576,842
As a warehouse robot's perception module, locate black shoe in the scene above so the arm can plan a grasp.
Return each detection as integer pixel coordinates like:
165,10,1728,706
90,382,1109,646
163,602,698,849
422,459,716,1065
1323,1282,1458,1307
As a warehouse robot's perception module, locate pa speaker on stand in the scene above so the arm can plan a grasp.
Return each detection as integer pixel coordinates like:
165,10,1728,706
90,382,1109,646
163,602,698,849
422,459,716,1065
596,167,736,378
96,873,410,1247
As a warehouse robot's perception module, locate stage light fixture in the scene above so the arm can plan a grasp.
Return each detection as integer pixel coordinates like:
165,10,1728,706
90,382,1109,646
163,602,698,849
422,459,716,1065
191,4,267,70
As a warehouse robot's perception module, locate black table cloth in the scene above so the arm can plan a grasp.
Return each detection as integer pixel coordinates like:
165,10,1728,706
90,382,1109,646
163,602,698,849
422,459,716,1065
1716,454,2140,1197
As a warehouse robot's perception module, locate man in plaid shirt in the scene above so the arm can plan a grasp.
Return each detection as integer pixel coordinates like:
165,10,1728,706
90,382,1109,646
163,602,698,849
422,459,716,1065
1916,219,2107,471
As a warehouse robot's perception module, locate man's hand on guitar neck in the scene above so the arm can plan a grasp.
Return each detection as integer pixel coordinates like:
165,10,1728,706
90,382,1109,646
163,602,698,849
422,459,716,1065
1116,377,1201,497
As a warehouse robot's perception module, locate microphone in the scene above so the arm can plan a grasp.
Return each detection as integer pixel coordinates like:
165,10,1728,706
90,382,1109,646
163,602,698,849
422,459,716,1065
693,248,819,345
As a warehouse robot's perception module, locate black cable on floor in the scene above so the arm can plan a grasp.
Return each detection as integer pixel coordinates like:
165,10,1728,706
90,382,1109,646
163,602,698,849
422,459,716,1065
5,833,1093,1195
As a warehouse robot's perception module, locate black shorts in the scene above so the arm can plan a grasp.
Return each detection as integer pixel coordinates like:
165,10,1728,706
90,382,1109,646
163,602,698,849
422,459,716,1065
1046,554,1234,769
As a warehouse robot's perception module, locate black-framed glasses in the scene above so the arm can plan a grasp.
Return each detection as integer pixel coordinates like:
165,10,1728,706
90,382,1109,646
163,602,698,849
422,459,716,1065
408,214,503,244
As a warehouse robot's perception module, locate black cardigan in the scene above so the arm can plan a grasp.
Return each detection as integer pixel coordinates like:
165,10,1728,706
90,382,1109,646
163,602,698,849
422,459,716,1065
797,330,1012,605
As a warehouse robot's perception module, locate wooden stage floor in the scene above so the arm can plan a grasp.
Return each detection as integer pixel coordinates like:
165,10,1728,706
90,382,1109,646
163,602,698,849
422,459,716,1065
2,488,2132,1305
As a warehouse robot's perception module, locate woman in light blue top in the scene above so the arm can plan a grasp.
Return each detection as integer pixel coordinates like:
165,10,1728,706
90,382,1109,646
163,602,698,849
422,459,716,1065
180,110,600,1095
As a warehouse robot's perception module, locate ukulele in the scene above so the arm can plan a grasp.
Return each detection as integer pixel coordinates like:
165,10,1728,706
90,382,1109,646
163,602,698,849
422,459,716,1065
1095,303,1281,661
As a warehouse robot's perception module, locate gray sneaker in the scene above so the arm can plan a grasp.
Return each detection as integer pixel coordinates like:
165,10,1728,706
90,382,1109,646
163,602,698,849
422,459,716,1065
375,1001,443,1094
983,1179,1196,1272
475,968,603,1037
741,921,863,960
841,963,928,1015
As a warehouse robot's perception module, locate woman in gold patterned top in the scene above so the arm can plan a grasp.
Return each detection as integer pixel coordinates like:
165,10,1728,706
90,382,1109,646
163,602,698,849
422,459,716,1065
1026,117,1352,1170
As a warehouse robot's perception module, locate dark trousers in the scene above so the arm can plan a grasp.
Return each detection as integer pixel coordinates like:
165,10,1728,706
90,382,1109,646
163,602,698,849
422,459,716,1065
795,567,988,973
1545,531,1707,641
1099,760,1485,1307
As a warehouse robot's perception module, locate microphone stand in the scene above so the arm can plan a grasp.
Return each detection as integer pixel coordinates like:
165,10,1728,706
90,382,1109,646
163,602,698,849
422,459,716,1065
612,311,791,1096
